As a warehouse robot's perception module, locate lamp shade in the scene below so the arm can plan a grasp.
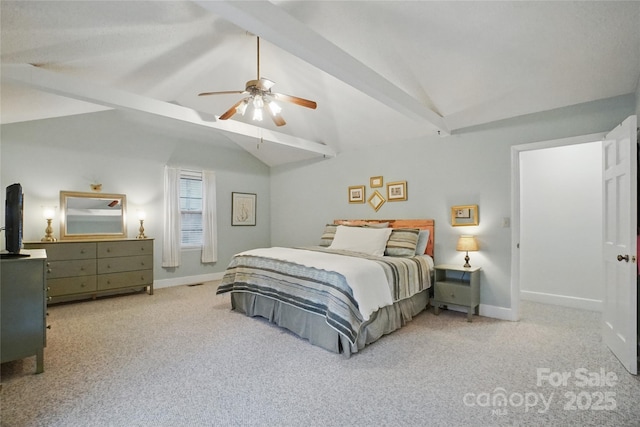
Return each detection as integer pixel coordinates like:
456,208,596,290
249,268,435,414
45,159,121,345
456,235,479,252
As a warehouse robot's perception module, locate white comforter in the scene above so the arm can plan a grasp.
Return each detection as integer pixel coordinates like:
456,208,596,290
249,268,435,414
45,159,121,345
238,247,393,321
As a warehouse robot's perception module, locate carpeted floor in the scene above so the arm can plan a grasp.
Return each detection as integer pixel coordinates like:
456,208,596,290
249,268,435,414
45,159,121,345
1,282,639,427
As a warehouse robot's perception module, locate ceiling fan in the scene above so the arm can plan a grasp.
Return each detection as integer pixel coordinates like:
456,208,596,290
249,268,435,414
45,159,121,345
198,37,317,127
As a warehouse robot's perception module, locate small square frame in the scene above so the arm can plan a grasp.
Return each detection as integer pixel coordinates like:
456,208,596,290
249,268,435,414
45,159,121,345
348,186,365,203
370,176,383,188
387,181,407,201
232,192,256,226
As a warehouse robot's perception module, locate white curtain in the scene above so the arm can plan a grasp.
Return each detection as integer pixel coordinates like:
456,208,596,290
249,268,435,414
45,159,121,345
162,166,181,268
201,170,218,263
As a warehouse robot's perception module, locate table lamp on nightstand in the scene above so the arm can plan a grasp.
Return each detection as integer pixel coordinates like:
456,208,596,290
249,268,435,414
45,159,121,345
456,235,478,268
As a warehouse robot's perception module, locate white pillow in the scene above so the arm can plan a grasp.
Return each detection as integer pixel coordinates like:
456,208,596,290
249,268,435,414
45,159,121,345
328,225,393,256
415,229,430,255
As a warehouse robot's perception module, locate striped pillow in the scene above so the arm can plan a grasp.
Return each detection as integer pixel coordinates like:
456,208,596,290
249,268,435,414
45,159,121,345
319,224,338,246
385,228,420,257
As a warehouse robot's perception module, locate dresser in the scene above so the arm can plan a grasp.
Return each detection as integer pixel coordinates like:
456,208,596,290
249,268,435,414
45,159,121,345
24,239,153,303
1,249,47,373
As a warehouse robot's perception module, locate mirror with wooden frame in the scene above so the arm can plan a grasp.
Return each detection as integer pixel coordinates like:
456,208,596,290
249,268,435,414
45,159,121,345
60,191,127,240
451,204,479,227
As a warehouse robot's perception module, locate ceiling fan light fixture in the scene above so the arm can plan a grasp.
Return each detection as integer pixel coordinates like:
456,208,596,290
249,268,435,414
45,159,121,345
253,96,264,109
236,99,249,116
252,107,263,121
267,99,281,115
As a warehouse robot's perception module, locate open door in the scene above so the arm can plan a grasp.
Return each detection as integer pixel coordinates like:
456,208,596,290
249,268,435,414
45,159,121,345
602,115,637,375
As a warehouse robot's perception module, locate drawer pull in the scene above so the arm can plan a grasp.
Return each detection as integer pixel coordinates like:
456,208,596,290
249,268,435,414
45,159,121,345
80,249,85,254
47,325,52,330
47,268,52,273
80,283,85,288
450,293,455,298
107,265,111,269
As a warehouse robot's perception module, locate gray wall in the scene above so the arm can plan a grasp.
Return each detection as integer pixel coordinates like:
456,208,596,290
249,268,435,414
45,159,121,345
0,110,271,285
270,94,635,311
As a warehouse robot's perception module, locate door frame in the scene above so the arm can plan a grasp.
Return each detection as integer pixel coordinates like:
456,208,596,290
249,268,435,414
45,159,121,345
510,132,606,321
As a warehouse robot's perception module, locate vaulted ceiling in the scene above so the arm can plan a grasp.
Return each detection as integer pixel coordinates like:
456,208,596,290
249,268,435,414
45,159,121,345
2,1,639,166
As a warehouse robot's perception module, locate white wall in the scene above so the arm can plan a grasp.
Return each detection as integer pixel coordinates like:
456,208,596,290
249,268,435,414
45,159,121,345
636,73,640,117
0,110,272,285
519,142,603,310
270,94,635,317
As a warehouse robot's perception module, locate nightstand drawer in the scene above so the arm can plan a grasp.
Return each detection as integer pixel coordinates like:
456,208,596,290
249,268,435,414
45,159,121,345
434,282,472,306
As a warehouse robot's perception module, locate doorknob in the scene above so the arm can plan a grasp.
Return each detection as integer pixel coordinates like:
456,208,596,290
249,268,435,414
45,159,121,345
617,254,629,262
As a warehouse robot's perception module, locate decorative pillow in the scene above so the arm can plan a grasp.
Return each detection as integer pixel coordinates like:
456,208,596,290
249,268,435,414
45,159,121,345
415,229,431,255
328,225,393,256
319,224,338,247
364,221,389,229
385,228,420,257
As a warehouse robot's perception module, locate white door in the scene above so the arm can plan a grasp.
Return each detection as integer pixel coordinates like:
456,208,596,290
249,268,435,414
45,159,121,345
602,115,637,375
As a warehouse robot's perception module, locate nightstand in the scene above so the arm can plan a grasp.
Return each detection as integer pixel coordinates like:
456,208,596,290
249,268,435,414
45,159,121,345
433,264,481,322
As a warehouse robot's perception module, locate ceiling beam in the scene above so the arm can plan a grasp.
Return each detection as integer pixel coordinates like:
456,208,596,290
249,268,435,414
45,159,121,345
1,64,336,159
195,0,450,135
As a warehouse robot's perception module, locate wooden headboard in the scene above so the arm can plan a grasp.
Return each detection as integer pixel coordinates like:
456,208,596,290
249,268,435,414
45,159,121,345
333,219,435,258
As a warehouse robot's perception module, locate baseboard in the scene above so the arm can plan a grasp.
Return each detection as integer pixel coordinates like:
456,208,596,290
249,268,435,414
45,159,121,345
432,301,516,321
480,304,516,321
154,272,225,289
520,290,602,312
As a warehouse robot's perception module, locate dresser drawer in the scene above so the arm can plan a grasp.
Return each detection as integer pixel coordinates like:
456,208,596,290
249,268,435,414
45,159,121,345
434,282,472,306
25,242,96,261
97,255,153,275
48,276,97,296
97,269,153,290
97,240,153,258
47,259,96,279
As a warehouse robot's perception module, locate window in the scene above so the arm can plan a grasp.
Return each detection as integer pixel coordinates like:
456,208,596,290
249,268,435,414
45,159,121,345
179,171,203,247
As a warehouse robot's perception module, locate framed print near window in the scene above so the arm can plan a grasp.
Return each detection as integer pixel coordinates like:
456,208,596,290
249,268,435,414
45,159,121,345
232,192,256,226
348,185,365,203
387,181,407,201
368,190,386,211
370,176,383,188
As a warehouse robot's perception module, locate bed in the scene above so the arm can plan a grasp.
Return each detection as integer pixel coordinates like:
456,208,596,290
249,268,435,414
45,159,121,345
216,219,435,356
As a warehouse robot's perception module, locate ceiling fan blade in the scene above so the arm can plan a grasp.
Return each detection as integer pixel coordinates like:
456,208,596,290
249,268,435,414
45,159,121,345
267,107,286,127
198,90,244,97
272,92,317,109
218,98,246,120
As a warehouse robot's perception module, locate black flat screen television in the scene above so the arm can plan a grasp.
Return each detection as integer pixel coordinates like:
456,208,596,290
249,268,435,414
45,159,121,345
2,183,28,258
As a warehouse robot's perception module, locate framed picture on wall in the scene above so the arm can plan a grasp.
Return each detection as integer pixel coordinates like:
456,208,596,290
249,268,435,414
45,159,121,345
370,176,383,188
348,185,365,203
387,181,407,201
232,192,256,226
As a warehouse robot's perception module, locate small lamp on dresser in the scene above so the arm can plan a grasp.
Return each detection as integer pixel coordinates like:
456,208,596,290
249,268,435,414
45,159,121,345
456,235,478,268
41,206,57,242
136,210,147,239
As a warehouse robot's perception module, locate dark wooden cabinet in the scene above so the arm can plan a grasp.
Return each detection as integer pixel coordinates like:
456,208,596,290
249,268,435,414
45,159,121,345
1,249,47,373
